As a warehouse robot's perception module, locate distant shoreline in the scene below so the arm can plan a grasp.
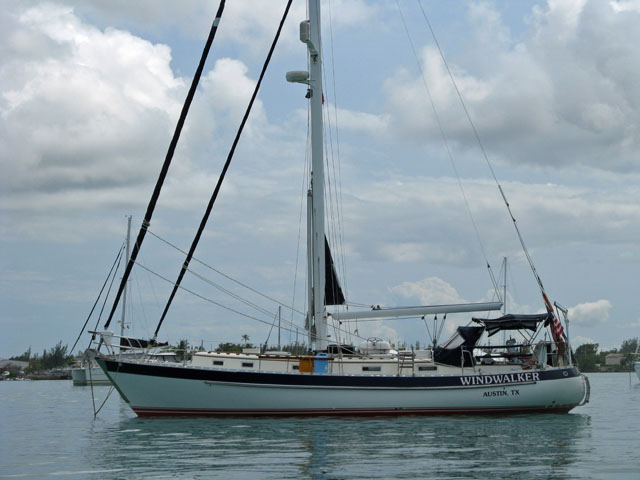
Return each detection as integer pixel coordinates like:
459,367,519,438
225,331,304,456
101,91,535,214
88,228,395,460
1,373,71,381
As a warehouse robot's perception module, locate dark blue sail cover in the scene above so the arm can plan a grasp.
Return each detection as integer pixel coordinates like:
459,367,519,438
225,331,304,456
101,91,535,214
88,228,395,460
433,326,485,367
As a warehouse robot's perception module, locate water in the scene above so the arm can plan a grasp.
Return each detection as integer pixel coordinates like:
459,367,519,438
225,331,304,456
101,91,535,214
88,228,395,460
1,373,639,479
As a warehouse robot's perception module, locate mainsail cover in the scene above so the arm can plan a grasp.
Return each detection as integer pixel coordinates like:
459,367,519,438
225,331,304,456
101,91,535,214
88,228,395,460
324,237,345,305
472,313,553,337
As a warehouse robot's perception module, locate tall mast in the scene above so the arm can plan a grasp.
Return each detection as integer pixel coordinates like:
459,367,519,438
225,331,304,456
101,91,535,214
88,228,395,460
119,215,132,339
306,190,314,348
308,0,327,350
287,0,327,350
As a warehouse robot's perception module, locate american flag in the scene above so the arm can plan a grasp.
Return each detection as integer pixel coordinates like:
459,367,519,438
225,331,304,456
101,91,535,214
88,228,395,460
543,292,565,344
550,313,565,343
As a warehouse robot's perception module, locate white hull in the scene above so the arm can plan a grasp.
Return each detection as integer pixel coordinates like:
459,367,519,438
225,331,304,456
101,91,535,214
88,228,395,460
71,366,111,386
98,358,587,416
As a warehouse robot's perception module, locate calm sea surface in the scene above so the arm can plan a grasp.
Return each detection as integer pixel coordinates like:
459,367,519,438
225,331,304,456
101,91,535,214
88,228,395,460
1,373,639,479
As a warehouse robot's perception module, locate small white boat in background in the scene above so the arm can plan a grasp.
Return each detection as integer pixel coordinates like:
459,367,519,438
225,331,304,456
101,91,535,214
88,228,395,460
71,361,110,386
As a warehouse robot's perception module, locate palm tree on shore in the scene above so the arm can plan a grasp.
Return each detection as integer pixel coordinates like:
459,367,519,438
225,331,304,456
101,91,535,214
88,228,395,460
241,334,250,346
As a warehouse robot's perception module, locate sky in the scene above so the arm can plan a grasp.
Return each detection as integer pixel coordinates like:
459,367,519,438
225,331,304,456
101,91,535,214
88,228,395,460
1,0,639,358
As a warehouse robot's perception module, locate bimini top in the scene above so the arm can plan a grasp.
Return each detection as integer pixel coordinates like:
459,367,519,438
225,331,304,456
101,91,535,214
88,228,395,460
472,313,553,337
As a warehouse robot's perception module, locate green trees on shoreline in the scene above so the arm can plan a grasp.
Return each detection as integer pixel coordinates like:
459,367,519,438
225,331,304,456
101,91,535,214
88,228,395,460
9,341,74,372
575,337,638,372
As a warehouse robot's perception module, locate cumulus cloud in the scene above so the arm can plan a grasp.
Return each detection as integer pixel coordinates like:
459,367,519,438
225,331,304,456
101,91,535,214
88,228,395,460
569,299,612,326
383,0,640,173
211,0,380,55
571,335,597,349
390,277,466,305
1,4,182,195
331,104,390,137
624,317,640,328
74,0,379,56
343,174,640,267
362,323,401,345
0,3,281,242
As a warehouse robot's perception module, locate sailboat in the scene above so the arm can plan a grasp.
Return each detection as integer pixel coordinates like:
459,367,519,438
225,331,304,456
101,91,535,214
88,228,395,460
71,356,110,386
93,0,589,416
72,216,133,386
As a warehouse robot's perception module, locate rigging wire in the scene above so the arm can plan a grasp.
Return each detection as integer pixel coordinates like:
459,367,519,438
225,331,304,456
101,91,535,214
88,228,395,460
152,0,294,339
147,229,305,317
70,241,124,354
395,0,501,298
187,268,291,320
317,0,345,299
416,0,548,301
88,245,125,348
134,260,364,344
322,0,352,345
103,0,227,330
289,118,312,346
326,0,349,300
134,261,303,336
132,250,162,337
131,269,151,337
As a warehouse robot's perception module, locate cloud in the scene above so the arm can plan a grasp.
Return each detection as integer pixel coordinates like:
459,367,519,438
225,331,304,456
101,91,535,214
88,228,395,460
624,317,640,328
571,335,597,349
331,104,390,137
569,299,612,326
0,4,281,242
73,0,379,56
390,277,466,305
366,323,401,345
343,175,640,268
383,0,640,173
215,0,380,56
1,4,181,194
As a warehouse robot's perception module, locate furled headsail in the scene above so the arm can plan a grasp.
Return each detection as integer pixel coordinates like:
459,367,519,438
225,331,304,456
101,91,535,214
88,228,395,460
324,236,345,305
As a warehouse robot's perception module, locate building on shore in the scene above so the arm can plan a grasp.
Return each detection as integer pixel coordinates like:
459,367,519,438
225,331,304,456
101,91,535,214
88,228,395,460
605,353,624,366
0,359,29,370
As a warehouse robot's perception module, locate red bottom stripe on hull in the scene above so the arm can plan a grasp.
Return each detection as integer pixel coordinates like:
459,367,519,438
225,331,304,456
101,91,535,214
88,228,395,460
131,405,574,417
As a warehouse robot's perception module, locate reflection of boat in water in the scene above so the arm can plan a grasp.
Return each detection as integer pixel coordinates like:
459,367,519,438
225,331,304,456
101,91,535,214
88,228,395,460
91,0,589,416
87,414,591,478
